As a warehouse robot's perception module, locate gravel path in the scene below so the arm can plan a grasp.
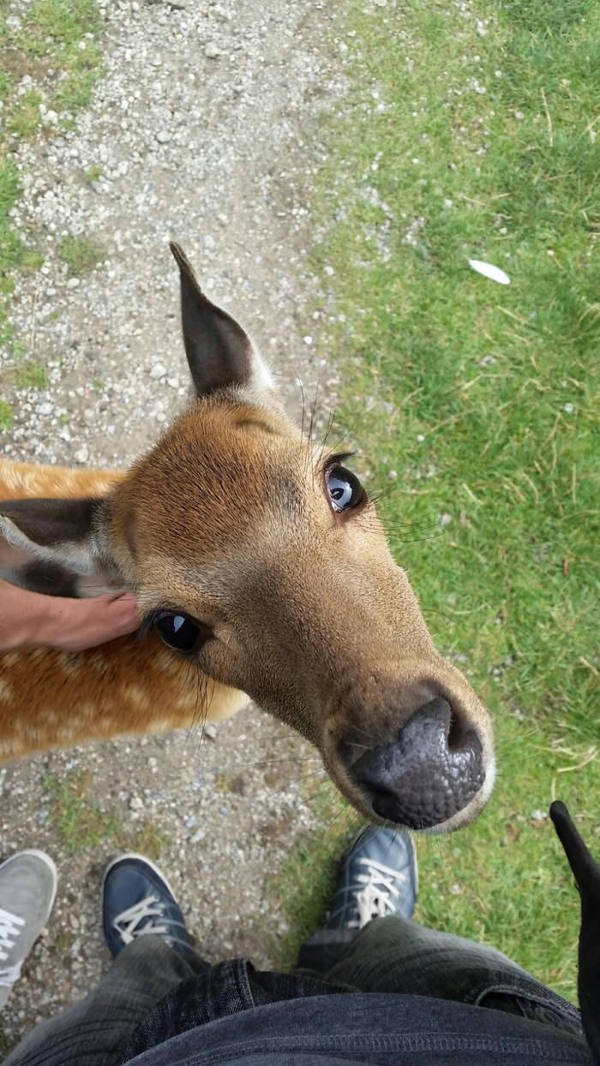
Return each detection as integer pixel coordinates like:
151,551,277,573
0,0,351,1048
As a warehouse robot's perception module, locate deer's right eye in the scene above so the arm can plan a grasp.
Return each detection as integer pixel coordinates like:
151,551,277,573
153,611,208,653
325,463,365,514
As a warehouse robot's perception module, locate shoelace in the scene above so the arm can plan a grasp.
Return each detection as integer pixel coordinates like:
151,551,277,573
0,906,25,987
336,857,407,929
112,895,169,945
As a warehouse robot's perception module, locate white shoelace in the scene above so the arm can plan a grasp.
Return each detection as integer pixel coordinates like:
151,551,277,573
111,895,169,945
348,857,407,929
0,906,25,987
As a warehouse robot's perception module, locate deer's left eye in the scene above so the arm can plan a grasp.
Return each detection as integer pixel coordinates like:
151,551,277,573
325,464,365,513
153,611,207,653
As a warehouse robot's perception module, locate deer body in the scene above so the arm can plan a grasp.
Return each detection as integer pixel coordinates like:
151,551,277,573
0,244,495,833
0,460,248,762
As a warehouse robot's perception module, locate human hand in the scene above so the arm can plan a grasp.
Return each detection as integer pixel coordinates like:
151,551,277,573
0,579,139,652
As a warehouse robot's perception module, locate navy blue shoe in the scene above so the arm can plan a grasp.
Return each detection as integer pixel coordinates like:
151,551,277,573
325,826,418,931
102,853,195,959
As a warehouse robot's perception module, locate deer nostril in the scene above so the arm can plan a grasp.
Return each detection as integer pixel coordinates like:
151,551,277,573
343,696,484,830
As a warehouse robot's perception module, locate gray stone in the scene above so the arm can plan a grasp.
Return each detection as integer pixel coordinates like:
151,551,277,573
150,362,167,379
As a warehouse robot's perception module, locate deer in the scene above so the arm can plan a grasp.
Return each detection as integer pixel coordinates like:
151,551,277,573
0,243,495,833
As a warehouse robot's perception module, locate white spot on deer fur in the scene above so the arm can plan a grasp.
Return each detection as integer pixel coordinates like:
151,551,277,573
91,478,117,495
78,702,100,721
0,679,13,701
0,466,22,491
122,684,147,707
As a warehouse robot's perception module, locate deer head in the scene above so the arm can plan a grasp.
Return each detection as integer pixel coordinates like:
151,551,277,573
0,244,494,831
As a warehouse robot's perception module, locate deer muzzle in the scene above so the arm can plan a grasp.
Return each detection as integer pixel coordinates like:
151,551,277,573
342,697,484,829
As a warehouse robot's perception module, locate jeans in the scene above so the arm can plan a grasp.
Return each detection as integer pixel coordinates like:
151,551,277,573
4,915,584,1065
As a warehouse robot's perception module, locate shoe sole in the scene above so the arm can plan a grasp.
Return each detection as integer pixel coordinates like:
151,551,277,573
101,851,178,903
0,849,58,922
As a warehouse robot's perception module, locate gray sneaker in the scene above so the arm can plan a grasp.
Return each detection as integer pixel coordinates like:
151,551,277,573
0,850,57,1009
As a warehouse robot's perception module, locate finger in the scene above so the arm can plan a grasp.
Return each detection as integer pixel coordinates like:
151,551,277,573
38,592,139,650
98,592,139,632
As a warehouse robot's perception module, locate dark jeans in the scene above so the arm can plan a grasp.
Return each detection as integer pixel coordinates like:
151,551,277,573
4,916,584,1065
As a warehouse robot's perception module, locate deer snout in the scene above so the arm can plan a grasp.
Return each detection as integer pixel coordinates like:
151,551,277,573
341,697,486,831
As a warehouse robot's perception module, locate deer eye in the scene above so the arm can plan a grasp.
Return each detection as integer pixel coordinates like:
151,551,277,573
153,611,207,653
325,463,365,513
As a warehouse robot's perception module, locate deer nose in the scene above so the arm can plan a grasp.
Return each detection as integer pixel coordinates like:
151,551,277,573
345,697,484,829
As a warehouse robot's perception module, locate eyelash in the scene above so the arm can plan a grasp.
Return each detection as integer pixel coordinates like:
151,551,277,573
323,450,356,472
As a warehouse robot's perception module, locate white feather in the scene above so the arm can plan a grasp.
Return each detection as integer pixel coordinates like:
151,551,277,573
468,259,511,285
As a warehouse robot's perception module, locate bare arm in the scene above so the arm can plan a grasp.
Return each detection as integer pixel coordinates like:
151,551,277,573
0,579,139,652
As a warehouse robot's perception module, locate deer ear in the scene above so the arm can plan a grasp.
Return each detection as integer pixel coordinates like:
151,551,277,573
0,497,123,598
170,242,275,403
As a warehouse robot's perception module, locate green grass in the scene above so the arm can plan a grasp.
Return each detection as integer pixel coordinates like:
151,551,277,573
84,164,102,183
5,89,42,137
15,361,49,388
282,0,600,1003
13,0,103,116
58,233,105,276
0,400,13,430
44,773,169,859
0,0,103,356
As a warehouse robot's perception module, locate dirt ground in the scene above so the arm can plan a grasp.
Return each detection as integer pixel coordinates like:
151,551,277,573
0,0,355,1048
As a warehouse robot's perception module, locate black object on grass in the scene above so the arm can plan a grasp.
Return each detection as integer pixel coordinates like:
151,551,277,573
550,800,600,1064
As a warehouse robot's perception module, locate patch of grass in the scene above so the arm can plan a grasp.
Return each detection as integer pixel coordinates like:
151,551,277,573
45,772,123,851
0,401,14,430
0,158,26,295
13,0,103,118
84,164,102,183
58,234,105,276
6,89,42,137
130,820,169,863
53,928,73,952
44,773,170,858
0,0,103,364
15,361,49,388
297,0,599,1003
11,0,103,121
0,71,12,101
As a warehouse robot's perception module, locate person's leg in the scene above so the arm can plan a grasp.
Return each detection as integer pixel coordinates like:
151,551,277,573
296,826,582,1037
5,854,208,1066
